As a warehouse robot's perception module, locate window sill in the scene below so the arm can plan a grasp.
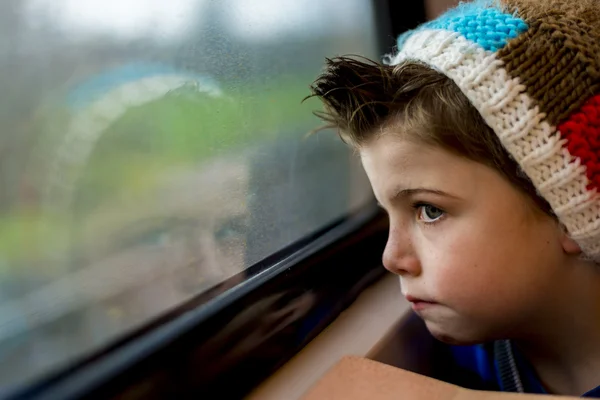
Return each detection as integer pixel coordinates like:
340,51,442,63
247,272,411,400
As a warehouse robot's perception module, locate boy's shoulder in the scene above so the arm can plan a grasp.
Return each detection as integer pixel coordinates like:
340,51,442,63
449,343,495,382
443,342,600,398
440,342,498,391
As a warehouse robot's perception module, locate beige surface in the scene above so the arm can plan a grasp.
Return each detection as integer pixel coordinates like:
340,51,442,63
247,273,408,400
301,356,577,400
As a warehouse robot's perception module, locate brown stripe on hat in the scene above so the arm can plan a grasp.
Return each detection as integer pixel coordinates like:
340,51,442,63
497,0,600,126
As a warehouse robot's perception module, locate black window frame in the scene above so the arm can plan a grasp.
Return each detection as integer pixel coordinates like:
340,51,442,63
2,1,427,398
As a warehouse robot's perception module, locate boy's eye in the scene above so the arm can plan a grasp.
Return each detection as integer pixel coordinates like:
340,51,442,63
417,204,445,223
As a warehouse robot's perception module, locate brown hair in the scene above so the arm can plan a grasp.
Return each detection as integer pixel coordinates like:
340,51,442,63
307,56,553,216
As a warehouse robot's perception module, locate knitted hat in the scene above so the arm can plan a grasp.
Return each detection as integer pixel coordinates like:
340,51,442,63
385,0,600,261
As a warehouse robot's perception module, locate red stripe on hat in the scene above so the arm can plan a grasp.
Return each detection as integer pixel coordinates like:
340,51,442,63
558,94,600,192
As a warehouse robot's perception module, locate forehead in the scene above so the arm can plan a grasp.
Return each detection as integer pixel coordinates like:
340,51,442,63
359,134,484,200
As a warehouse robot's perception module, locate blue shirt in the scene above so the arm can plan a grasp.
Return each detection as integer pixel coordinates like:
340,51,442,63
449,343,600,397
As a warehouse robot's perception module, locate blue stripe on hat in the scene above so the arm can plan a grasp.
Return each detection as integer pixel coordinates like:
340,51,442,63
397,0,528,53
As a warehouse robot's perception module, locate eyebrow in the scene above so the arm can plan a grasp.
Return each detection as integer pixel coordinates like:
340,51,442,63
391,187,461,201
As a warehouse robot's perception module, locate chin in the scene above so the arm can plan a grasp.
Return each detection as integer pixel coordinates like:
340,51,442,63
425,321,488,346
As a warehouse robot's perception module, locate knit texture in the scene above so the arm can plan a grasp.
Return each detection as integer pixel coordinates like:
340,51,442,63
386,0,600,261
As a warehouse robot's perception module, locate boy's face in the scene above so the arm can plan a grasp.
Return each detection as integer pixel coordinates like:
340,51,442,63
360,133,569,345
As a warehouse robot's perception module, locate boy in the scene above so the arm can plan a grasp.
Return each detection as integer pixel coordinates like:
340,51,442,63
309,0,600,397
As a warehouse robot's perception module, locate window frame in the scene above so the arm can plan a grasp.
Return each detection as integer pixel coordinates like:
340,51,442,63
8,206,387,400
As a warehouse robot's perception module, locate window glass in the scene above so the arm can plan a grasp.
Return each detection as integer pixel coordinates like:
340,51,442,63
0,0,377,389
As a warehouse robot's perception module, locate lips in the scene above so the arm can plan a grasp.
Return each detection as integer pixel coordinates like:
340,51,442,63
404,295,437,311
405,295,435,303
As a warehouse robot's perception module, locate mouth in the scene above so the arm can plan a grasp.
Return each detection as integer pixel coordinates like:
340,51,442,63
405,295,438,311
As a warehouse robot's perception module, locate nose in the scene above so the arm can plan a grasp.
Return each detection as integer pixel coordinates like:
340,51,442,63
382,227,421,277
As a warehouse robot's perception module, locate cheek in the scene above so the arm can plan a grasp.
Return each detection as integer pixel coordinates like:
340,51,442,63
420,240,501,306
419,220,561,314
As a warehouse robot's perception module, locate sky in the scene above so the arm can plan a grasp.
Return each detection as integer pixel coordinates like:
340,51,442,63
23,0,373,43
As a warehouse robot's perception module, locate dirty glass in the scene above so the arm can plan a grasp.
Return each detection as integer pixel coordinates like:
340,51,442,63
0,0,377,390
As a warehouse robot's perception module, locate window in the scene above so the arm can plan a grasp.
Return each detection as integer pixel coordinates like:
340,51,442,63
0,0,380,391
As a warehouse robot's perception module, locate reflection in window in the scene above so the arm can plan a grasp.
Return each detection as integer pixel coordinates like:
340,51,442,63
0,0,377,390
